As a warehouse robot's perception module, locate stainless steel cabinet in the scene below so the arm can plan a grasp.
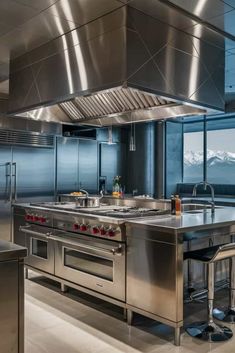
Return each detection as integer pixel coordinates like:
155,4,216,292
56,137,98,194
78,139,98,193
13,146,55,202
100,143,125,192
56,137,79,193
0,257,25,353
0,240,26,353
126,224,183,326
0,145,55,241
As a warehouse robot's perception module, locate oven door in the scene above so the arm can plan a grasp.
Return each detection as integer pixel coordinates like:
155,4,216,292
53,231,125,301
19,225,55,274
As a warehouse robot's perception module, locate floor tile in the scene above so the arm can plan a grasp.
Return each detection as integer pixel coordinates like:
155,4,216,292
25,272,235,353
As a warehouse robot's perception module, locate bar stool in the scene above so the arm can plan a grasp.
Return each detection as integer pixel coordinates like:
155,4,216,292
184,243,235,342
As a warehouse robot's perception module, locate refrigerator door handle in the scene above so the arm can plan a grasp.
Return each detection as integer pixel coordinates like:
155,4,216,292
5,162,12,203
12,162,17,202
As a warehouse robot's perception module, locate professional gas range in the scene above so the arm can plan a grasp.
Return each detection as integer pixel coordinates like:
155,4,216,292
14,202,169,303
26,202,169,241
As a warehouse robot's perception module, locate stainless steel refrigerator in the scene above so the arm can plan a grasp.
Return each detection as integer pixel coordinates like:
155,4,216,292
0,145,55,241
56,137,98,195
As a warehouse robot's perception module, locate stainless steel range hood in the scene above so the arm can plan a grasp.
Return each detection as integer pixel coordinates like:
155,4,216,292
8,3,225,125
59,87,205,126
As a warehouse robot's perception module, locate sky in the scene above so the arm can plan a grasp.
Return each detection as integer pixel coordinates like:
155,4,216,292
184,129,235,153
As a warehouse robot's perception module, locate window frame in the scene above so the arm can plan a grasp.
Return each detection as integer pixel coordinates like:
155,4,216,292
182,114,235,185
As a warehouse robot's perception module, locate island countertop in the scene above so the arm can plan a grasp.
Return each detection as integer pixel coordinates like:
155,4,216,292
0,240,27,261
126,207,235,234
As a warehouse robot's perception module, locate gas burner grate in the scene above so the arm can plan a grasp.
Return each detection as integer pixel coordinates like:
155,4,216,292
87,207,169,219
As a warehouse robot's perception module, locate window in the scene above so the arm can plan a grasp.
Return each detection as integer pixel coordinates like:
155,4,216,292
207,128,235,184
183,116,235,185
183,122,204,183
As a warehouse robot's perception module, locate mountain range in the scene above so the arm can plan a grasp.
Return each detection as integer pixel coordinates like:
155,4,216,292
184,149,235,166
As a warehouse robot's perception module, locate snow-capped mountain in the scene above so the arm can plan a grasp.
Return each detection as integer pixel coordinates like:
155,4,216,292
184,149,235,166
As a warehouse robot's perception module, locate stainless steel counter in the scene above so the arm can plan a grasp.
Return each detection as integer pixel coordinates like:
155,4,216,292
126,207,235,234
0,240,27,261
0,240,27,353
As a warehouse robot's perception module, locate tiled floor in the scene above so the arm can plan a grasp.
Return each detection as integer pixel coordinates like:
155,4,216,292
25,271,235,353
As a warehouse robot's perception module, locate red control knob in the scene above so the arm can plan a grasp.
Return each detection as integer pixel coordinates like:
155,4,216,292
80,224,87,232
73,224,79,231
100,227,106,236
33,216,39,222
108,228,115,237
40,217,46,223
92,226,99,235
29,215,34,221
25,214,31,221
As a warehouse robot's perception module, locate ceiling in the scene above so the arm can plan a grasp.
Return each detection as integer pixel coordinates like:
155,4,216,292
0,0,235,100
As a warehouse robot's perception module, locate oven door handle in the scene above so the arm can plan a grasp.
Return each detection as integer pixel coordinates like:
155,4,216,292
50,235,123,256
19,225,52,238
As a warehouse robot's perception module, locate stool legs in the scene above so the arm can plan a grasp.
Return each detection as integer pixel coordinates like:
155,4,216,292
186,263,233,342
187,240,195,298
213,257,235,323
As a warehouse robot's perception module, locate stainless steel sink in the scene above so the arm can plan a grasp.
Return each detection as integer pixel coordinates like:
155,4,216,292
182,203,210,212
184,210,209,214
182,203,222,214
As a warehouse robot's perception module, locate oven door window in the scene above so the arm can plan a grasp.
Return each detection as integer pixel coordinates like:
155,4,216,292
64,247,113,281
31,238,48,259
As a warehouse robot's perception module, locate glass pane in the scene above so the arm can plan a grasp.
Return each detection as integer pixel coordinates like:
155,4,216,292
207,128,235,184
32,238,48,259
183,123,204,183
64,248,113,281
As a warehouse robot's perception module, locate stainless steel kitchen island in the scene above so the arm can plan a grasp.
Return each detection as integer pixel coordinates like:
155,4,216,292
13,202,235,346
126,207,235,346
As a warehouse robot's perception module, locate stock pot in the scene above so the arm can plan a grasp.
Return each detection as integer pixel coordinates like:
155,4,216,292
75,190,103,208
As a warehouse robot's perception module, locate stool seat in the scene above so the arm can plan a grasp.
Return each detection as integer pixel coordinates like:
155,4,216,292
185,242,235,263
184,244,223,262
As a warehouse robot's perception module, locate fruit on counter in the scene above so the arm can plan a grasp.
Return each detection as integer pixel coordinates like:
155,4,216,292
112,176,123,198
70,192,85,196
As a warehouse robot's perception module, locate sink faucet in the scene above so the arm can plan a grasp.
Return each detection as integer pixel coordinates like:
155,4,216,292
132,189,138,197
80,189,89,197
192,181,215,213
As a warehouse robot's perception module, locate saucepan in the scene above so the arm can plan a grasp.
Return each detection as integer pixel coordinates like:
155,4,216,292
75,190,103,208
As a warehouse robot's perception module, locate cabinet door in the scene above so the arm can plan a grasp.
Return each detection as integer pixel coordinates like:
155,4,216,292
0,261,19,353
13,146,55,202
78,139,98,193
56,137,79,193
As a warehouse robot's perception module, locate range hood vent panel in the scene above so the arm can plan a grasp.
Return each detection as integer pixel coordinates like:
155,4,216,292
59,87,172,121
0,129,54,148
